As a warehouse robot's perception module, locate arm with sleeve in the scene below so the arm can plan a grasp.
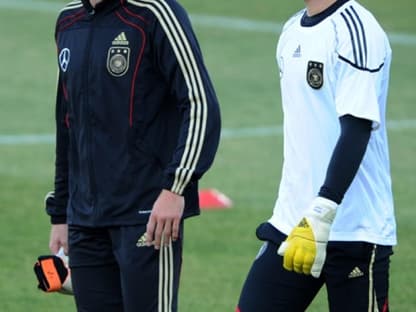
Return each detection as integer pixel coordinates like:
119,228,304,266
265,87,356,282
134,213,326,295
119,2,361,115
150,2,221,196
319,115,372,204
46,74,69,224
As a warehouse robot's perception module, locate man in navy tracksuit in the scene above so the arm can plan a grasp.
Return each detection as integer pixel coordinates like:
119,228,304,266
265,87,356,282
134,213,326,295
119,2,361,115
45,0,221,310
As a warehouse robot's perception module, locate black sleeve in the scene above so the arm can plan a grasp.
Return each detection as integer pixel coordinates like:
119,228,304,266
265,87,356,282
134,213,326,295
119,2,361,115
46,74,69,224
318,114,372,204
151,1,221,195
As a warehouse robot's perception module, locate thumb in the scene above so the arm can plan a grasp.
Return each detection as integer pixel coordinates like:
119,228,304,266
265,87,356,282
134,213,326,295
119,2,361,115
310,248,326,278
311,266,323,278
277,241,289,256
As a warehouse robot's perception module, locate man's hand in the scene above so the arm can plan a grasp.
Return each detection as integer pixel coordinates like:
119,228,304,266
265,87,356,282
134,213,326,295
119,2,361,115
49,224,68,255
146,189,184,249
277,197,337,278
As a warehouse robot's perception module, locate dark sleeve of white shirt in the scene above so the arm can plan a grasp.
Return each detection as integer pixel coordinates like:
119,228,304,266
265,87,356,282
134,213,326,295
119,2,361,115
318,114,372,204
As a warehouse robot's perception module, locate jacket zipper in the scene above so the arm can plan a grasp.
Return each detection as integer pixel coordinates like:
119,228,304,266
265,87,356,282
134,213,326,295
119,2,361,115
84,13,97,206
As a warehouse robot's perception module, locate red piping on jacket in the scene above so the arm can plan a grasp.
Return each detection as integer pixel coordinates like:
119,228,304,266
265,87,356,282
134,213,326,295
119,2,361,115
115,10,147,127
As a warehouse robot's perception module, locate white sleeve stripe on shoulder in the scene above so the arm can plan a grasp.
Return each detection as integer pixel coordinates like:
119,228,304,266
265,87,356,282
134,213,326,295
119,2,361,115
340,5,368,68
349,6,368,66
128,0,208,194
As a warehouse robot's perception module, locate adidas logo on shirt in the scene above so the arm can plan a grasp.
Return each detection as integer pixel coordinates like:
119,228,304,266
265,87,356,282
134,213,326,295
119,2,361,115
112,32,129,46
292,44,301,58
348,266,364,279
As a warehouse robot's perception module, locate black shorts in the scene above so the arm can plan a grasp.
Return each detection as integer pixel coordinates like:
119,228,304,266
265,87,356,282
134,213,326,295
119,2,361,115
236,222,393,312
68,223,183,312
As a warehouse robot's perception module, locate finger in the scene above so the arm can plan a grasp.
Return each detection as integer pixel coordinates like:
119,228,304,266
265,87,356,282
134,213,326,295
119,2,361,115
146,217,156,246
172,218,180,242
283,243,295,272
163,221,172,246
293,248,304,274
303,252,314,275
49,241,60,255
62,242,69,256
153,220,164,250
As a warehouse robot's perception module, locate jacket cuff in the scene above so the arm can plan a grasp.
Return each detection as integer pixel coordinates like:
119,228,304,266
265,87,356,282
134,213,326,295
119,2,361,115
51,215,67,224
162,175,184,196
45,191,67,224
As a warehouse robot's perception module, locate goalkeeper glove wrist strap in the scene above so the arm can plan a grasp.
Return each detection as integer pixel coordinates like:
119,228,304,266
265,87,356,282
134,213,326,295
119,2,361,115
34,255,69,293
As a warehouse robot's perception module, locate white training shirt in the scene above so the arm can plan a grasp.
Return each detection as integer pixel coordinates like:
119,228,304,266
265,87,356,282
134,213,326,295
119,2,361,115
269,0,397,245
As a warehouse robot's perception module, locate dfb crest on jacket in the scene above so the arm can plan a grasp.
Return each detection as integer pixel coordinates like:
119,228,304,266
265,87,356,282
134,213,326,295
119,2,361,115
107,32,130,77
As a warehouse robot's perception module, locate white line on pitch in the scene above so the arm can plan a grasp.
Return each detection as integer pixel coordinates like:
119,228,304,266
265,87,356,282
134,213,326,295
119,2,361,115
1,119,415,145
0,0,414,46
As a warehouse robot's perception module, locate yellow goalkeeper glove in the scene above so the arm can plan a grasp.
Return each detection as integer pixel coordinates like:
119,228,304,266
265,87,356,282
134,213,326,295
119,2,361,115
277,197,337,278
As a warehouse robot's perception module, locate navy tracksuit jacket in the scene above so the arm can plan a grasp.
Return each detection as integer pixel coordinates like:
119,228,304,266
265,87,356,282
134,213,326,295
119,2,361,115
46,0,221,227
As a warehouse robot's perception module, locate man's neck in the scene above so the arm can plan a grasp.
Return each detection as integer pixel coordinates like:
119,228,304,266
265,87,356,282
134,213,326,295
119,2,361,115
89,0,104,7
305,0,337,16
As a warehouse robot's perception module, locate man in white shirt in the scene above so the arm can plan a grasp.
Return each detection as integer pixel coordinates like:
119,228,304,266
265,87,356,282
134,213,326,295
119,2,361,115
236,1,396,311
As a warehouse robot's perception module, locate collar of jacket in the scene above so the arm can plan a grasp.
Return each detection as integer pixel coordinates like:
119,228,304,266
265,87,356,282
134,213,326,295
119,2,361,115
81,0,121,15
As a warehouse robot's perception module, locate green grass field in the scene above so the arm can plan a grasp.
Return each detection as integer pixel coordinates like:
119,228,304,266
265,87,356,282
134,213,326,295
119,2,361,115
0,0,415,311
